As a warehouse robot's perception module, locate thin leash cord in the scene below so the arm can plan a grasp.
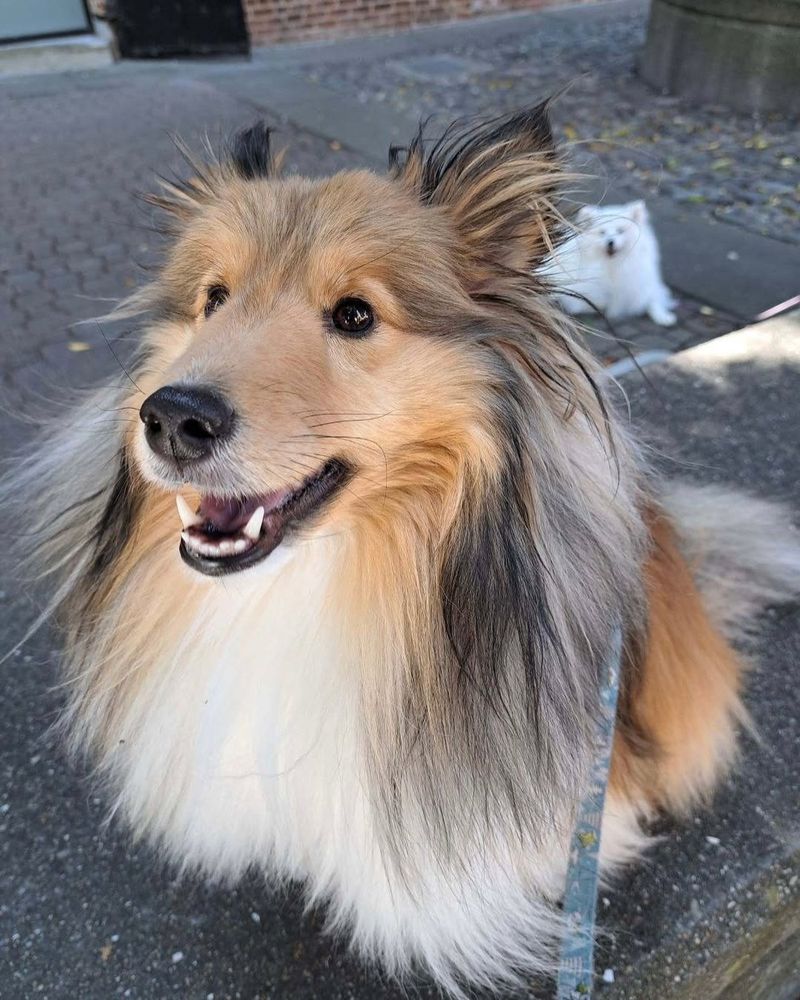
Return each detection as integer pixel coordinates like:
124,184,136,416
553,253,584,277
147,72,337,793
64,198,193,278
556,626,624,999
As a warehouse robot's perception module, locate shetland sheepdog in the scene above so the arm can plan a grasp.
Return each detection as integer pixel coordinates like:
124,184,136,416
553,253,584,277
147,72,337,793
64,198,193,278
7,108,800,995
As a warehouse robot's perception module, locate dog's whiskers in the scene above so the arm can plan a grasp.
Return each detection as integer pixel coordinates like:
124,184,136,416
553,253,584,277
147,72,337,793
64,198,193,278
306,412,392,430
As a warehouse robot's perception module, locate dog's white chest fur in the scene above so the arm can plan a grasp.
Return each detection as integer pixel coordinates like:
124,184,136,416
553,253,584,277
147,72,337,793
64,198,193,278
113,541,375,881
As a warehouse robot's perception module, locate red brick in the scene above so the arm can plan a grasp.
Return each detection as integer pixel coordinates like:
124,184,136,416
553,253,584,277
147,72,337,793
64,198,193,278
242,0,591,44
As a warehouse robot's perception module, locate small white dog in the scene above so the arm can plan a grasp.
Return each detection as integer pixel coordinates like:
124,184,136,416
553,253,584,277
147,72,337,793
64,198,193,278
547,200,677,326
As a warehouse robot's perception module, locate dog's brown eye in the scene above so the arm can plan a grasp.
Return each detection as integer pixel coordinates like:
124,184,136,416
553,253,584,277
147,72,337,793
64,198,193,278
331,297,374,337
203,284,229,319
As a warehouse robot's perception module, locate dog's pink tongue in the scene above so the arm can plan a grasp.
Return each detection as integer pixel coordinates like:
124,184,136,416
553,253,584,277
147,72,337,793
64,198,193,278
198,492,288,533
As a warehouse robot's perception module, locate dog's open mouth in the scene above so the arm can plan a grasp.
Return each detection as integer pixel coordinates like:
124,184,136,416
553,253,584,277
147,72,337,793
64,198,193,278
176,458,350,576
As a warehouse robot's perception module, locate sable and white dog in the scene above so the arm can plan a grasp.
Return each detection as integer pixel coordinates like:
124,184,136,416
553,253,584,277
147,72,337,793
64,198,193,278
548,200,678,326
7,109,800,995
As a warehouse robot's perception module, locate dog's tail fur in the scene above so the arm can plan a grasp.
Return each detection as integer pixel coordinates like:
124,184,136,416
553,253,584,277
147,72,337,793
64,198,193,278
606,481,799,834
663,482,800,643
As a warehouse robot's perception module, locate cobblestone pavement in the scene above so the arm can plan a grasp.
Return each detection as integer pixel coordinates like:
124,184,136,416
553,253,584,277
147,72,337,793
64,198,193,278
0,67,364,381
313,5,800,246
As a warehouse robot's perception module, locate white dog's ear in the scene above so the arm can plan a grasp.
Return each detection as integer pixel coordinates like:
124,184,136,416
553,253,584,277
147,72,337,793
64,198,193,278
628,200,647,223
576,205,596,224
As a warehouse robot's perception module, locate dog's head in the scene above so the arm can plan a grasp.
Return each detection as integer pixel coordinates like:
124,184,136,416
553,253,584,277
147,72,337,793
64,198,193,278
576,200,647,259
127,109,573,577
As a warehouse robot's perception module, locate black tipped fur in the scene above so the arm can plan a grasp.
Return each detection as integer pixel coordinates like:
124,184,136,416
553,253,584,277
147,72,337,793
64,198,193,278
429,360,606,839
228,121,274,180
88,450,142,581
389,104,563,283
389,103,554,203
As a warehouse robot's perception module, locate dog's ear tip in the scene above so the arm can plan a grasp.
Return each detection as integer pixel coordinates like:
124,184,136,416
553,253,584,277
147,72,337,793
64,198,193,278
391,103,554,174
524,99,553,123
387,143,406,169
389,105,564,273
233,120,272,147
229,121,274,180
507,100,555,139
478,103,554,150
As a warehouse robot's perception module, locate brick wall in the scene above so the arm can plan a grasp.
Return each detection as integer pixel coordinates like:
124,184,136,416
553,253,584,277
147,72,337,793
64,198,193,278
242,0,585,45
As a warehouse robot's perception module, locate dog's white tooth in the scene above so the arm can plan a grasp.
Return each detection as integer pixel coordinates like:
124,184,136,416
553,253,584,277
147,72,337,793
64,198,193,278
182,531,202,553
218,540,235,555
176,495,202,529
243,506,265,541
233,538,249,553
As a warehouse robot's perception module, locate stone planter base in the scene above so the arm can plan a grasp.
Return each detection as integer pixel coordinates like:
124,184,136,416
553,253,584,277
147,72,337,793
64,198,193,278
640,0,800,115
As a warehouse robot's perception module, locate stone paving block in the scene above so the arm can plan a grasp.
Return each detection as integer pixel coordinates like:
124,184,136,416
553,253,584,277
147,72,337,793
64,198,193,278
5,270,41,293
42,273,83,296
0,64,367,372
391,53,494,81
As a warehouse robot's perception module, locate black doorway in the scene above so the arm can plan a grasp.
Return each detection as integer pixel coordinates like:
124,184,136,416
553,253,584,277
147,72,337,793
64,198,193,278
109,0,249,59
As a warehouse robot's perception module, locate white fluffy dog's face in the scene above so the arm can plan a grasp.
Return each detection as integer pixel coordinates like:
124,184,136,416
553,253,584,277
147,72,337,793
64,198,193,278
577,200,647,258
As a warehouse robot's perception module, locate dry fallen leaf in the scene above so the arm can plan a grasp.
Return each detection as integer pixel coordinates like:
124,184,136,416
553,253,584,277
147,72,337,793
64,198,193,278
100,944,113,962
67,340,92,352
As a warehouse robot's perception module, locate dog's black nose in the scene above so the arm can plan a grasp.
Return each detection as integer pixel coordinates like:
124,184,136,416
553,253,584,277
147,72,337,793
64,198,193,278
140,385,235,463
606,239,616,256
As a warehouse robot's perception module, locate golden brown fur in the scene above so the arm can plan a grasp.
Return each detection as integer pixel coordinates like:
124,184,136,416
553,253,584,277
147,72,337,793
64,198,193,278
611,504,746,813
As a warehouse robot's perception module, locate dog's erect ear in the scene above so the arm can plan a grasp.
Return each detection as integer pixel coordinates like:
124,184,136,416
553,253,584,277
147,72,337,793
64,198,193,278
628,199,647,224
576,204,596,226
145,123,277,228
228,121,275,180
390,105,561,284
